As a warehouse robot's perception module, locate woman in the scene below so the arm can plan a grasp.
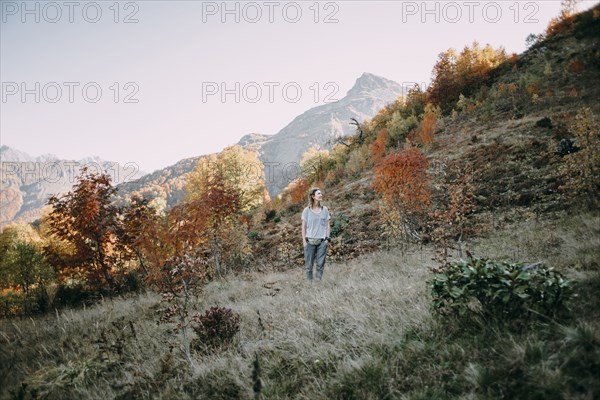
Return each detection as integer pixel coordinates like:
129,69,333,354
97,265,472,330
301,187,331,282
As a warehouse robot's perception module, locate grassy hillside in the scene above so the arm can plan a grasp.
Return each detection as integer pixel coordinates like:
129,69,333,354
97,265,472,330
1,212,598,399
248,4,600,269
1,5,599,400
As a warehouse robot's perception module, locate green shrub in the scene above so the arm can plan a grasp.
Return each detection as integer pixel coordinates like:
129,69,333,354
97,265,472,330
116,270,144,294
429,257,573,321
248,231,262,241
330,212,350,238
388,112,419,143
264,209,277,222
0,291,40,317
191,306,240,352
265,210,277,222
52,284,95,309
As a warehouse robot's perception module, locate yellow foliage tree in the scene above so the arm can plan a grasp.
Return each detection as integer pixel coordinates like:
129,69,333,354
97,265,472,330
186,145,267,213
300,146,330,185
184,145,266,276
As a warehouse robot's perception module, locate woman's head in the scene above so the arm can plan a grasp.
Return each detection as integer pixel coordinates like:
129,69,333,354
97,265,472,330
308,187,323,207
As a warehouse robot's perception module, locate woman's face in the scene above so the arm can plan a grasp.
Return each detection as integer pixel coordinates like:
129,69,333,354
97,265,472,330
313,190,323,202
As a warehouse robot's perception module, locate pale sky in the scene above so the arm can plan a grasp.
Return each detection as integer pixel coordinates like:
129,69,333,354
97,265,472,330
1,0,596,173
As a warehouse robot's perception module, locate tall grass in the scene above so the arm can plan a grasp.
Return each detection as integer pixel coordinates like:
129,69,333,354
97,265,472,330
1,213,599,399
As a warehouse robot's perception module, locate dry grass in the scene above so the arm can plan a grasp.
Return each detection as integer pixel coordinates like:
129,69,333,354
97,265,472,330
0,249,436,399
192,248,437,398
1,211,598,399
469,211,600,272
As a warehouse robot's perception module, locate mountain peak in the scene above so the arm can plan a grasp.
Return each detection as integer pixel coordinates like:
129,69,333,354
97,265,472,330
0,145,34,162
238,132,270,147
1,145,60,163
347,72,402,97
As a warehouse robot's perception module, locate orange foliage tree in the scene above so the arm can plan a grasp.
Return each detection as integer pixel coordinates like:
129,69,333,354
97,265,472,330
427,42,507,113
417,105,440,147
117,195,164,277
45,168,120,291
373,148,431,242
155,172,241,280
184,145,265,276
546,0,580,37
370,128,390,163
191,173,240,277
148,173,239,366
288,178,310,205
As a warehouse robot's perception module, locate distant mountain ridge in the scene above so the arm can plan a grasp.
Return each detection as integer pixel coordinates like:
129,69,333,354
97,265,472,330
0,147,146,228
0,145,59,163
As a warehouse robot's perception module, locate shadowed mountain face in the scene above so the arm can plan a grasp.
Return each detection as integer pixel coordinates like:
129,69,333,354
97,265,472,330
238,73,405,197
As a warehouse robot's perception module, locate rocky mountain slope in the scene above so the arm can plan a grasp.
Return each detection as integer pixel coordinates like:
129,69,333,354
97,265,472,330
241,72,404,197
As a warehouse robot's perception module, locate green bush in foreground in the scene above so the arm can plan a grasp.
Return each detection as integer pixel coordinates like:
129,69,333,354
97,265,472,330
429,257,573,321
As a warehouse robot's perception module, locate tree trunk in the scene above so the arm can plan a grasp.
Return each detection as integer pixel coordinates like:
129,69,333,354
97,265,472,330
135,250,149,276
212,235,221,278
180,280,196,370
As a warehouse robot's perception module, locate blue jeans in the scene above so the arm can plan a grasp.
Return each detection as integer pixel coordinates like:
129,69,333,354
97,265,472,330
304,240,328,281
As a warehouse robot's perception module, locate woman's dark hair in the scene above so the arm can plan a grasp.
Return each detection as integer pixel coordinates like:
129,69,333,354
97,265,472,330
308,187,321,208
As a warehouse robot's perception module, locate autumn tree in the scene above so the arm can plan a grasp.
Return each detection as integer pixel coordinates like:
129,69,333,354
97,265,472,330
300,146,330,185
402,84,427,118
117,195,164,276
38,208,80,283
192,173,240,277
370,128,390,163
427,48,458,113
427,43,507,113
45,167,120,291
324,144,351,185
185,159,245,277
148,174,240,365
367,101,399,135
287,178,311,205
186,145,266,213
456,42,506,94
373,148,431,243
417,104,440,147
546,0,581,37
